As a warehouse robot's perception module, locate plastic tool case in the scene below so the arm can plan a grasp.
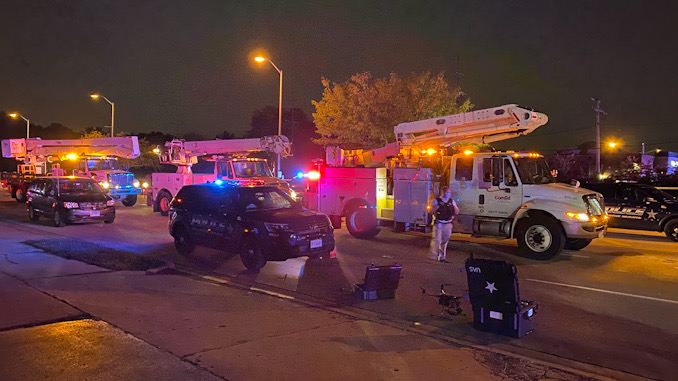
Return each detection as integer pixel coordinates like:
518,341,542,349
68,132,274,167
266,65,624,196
354,264,401,300
465,255,538,338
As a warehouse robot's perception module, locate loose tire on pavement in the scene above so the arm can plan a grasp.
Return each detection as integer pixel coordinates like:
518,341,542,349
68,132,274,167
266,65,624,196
121,194,137,207
240,237,266,271
564,238,592,251
516,215,565,260
157,191,172,216
346,207,379,239
173,226,195,255
52,209,65,227
664,219,678,242
28,205,39,221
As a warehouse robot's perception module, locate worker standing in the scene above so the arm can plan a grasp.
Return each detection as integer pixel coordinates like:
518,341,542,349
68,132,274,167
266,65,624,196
429,186,460,263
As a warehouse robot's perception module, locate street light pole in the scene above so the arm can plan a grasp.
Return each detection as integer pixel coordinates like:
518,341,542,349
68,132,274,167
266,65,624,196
9,113,29,138
254,56,284,178
90,94,115,137
592,98,607,178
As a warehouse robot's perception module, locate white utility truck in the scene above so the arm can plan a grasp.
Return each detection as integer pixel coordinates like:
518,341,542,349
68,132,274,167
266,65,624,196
306,104,607,259
1,137,143,205
151,135,292,215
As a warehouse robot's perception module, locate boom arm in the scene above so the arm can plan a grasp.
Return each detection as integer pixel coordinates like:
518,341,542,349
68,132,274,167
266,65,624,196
160,135,291,166
2,137,141,162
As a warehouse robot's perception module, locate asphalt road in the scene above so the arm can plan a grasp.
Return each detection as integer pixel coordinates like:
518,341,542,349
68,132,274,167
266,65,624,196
1,194,676,380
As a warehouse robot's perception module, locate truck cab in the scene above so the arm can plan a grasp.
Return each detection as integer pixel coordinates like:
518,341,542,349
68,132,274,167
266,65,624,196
74,157,142,206
450,152,607,258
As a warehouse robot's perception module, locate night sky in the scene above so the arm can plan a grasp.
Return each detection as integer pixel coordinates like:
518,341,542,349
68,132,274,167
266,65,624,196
1,0,676,153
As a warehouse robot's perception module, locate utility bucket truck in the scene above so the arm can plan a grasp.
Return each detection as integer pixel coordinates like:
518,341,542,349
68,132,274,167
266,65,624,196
1,137,143,205
307,104,607,259
151,135,292,216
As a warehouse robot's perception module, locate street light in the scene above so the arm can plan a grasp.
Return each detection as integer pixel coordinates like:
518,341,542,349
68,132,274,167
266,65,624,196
90,93,115,137
253,55,283,178
9,112,30,138
608,142,617,149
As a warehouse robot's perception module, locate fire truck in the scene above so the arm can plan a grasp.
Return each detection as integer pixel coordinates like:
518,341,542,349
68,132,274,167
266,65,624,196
151,135,292,216
1,137,143,205
306,104,607,259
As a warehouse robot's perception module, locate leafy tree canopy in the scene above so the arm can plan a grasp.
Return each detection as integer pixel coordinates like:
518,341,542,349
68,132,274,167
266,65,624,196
312,71,472,150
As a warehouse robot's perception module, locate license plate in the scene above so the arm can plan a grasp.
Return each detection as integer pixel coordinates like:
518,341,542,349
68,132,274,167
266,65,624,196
310,239,322,249
90,211,101,217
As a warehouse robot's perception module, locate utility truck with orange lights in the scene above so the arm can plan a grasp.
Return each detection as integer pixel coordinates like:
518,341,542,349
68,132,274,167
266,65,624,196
306,104,607,259
1,137,143,205
151,136,292,216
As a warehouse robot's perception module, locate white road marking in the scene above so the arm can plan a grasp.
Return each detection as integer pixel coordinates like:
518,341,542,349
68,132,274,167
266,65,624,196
525,278,678,305
250,286,295,300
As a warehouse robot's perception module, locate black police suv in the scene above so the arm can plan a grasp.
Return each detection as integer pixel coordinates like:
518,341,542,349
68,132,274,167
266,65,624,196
168,184,335,270
27,177,116,227
583,182,678,241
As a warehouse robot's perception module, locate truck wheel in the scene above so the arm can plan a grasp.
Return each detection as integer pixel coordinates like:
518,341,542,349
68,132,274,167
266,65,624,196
564,238,592,251
52,209,65,227
173,226,195,255
28,205,39,221
104,217,115,224
664,219,678,242
15,187,26,203
516,215,564,260
346,207,379,239
240,237,266,271
121,194,137,207
157,191,172,216
329,215,342,229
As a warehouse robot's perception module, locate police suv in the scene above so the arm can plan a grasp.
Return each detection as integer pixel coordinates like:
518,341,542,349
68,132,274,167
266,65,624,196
168,183,335,270
583,182,678,242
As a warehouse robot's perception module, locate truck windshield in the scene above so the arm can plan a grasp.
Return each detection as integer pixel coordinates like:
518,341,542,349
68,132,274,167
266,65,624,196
84,159,122,171
233,161,271,178
513,157,555,185
57,180,105,194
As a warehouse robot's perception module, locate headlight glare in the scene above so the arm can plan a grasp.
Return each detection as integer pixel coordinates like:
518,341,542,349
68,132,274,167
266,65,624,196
565,212,589,222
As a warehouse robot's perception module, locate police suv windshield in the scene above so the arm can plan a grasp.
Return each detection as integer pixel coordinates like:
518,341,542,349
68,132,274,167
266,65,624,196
239,188,293,211
639,185,676,201
513,157,555,185
233,161,272,178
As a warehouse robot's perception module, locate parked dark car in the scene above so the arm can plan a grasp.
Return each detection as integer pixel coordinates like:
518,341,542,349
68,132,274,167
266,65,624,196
27,176,115,227
583,182,678,241
168,183,335,270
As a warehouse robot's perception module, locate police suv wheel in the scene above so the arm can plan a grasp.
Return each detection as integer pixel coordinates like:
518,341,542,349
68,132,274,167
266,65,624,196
664,219,678,242
28,205,39,221
173,226,195,255
240,237,266,271
346,208,379,239
121,194,137,207
158,192,172,216
516,215,564,260
564,238,592,251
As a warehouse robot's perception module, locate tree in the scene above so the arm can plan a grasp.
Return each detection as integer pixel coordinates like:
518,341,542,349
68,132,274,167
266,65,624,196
216,130,236,140
312,71,472,150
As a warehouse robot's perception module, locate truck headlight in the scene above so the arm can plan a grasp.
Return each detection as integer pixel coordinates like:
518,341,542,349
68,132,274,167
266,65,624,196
101,181,110,189
133,180,140,188
63,202,79,209
142,182,149,188
565,212,589,222
290,190,297,199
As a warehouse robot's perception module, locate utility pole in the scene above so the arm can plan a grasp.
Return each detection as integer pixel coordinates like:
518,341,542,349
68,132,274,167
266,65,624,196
592,98,607,178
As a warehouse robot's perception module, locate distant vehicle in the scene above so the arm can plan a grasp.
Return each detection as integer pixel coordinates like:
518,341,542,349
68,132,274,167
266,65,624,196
168,184,335,270
26,176,115,227
583,182,678,242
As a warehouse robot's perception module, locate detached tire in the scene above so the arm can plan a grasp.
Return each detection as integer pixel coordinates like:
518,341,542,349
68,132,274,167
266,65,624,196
121,194,137,207
564,238,592,251
516,215,565,260
173,226,195,255
664,219,678,242
346,207,379,239
240,237,266,271
157,191,172,216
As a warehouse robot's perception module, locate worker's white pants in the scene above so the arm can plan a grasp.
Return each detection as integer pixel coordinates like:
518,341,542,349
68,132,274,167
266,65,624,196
432,222,453,261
